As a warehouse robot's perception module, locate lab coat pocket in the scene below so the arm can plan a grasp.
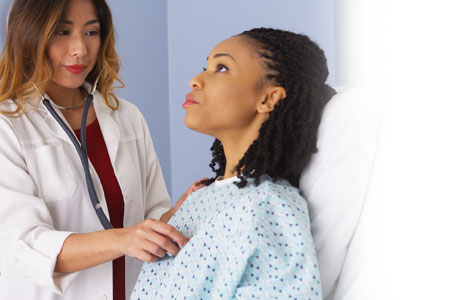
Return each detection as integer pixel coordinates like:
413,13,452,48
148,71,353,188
24,144,77,203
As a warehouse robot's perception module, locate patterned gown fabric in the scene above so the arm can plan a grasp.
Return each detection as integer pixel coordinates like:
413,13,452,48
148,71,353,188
130,176,322,300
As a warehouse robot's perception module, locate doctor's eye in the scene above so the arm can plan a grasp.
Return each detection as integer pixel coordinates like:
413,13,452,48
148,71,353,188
216,64,228,73
57,30,70,36
86,30,99,36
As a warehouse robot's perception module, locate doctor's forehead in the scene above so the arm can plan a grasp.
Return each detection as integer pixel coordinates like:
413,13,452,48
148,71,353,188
61,0,99,20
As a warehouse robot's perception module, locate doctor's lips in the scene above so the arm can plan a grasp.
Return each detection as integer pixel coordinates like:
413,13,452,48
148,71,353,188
65,64,87,74
183,94,198,108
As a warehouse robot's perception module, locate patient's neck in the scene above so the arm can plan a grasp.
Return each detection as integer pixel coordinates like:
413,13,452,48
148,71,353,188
222,143,245,180
219,127,260,180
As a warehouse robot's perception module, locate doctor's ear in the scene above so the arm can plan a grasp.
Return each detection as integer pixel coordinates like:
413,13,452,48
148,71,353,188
257,87,287,113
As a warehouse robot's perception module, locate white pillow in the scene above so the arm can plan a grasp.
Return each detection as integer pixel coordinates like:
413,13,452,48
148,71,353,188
300,85,380,300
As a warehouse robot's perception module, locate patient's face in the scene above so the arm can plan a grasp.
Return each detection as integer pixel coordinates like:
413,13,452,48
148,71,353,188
184,36,267,138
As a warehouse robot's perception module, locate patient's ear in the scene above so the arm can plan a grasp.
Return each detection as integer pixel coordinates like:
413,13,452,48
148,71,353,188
257,87,286,113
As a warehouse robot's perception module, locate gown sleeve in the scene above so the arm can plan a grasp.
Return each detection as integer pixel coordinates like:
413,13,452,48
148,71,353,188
232,187,322,300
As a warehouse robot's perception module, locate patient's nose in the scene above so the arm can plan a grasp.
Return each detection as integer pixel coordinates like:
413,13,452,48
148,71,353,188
189,73,204,90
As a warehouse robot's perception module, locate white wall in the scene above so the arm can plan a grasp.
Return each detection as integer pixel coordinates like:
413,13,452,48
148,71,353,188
108,0,172,193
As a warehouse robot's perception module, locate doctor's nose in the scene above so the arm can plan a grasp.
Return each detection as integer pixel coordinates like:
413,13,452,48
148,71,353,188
69,34,88,58
189,73,204,90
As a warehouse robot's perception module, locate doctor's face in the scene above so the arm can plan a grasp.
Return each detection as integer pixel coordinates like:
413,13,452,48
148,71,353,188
184,36,268,139
46,0,100,90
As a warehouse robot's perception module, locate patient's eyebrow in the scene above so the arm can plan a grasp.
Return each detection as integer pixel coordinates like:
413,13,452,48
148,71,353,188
207,53,236,62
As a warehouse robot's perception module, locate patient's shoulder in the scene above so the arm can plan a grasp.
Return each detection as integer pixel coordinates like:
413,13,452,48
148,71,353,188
250,178,306,203
244,178,309,220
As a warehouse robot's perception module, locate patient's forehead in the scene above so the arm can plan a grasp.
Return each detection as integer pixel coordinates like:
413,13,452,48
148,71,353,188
209,36,260,66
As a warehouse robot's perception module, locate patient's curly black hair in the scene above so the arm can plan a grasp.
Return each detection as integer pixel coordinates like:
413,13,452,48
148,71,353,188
202,27,336,189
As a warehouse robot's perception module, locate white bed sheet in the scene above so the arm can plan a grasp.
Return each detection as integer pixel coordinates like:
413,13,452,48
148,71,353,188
300,85,380,300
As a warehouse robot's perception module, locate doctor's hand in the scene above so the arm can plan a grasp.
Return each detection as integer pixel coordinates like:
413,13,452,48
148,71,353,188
159,177,208,223
118,219,189,263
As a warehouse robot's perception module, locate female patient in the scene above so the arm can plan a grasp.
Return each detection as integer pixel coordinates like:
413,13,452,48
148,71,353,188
131,28,335,299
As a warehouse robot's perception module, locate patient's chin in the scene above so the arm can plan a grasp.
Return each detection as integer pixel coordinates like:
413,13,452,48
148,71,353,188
184,116,216,137
184,115,203,132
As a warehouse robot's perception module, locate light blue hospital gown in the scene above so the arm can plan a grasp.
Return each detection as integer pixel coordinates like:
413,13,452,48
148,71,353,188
131,176,321,300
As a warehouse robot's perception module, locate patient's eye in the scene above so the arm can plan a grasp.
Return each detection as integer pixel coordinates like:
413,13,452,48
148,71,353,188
202,66,207,71
216,64,228,73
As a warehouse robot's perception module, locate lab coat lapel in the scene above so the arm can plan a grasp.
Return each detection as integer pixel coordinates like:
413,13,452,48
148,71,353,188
92,92,120,167
37,96,78,146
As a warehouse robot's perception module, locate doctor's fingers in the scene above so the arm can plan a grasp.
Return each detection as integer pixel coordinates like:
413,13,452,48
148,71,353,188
144,219,189,248
134,248,159,263
172,177,209,212
123,235,165,261
188,177,208,194
145,230,182,256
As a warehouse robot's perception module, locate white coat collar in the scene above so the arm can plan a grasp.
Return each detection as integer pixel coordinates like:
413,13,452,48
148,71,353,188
27,82,121,165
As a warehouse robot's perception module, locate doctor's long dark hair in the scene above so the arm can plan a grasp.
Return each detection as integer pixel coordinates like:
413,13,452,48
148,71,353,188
202,28,336,188
0,0,122,117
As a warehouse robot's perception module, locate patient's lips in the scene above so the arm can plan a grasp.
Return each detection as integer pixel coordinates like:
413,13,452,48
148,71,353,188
183,94,199,108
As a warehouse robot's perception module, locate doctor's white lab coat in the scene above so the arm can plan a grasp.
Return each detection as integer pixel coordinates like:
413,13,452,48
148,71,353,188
0,89,171,300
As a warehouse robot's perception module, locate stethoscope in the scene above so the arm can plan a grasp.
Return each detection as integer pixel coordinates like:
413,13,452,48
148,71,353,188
35,78,113,230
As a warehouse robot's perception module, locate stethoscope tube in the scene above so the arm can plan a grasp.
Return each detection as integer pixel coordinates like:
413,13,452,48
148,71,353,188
43,95,113,230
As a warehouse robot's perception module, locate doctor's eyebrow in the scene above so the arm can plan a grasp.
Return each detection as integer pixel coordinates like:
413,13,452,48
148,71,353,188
207,53,236,62
62,19,100,26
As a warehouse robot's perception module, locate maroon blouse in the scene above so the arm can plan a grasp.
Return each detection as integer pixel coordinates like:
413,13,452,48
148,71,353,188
75,119,125,300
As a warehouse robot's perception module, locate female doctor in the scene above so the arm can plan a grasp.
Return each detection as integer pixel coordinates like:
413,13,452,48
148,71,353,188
0,0,195,299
